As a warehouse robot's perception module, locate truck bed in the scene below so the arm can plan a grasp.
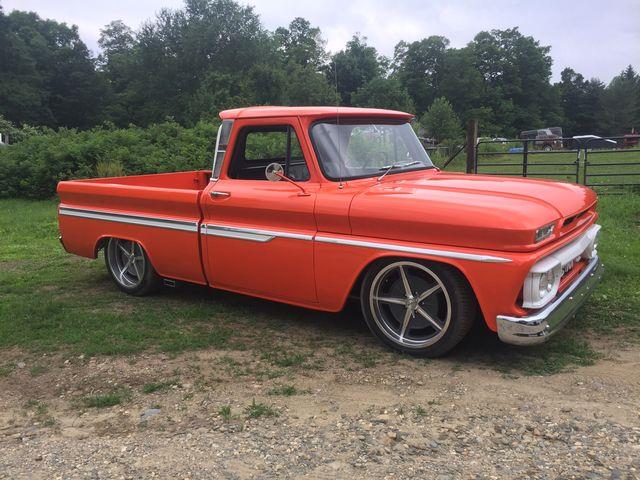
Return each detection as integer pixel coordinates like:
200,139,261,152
57,170,212,285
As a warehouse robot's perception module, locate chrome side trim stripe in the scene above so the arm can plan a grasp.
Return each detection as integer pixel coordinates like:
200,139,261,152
60,204,510,263
59,205,199,232
200,224,313,242
314,235,512,263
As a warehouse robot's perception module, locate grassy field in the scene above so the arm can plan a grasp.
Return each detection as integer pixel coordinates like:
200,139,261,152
0,195,638,376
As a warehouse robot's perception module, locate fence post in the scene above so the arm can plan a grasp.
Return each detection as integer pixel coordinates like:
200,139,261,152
466,119,478,174
523,140,529,177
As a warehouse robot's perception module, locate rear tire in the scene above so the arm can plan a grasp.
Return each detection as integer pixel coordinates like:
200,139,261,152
104,238,161,296
360,259,477,357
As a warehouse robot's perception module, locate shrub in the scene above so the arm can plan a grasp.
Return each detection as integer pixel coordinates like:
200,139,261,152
96,159,125,178
0,119,220,199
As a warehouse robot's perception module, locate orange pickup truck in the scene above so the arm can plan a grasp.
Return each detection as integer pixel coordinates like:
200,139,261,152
57,107,603,357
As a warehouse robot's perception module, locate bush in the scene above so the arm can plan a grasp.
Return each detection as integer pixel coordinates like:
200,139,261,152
0,120,220,199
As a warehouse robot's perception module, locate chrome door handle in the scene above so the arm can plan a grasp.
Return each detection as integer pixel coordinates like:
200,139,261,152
210,191,230,199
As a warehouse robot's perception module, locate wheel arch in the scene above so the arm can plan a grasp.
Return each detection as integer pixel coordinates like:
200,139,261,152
347,253,480,306
94,234,158,270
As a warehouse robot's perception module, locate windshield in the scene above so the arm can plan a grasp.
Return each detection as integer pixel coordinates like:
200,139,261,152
310,121,434,181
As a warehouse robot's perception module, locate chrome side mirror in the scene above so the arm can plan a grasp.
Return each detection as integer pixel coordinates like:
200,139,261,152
265,162,284,182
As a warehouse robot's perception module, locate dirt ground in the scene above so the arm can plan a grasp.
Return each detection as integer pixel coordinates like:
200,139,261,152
0,330,639,480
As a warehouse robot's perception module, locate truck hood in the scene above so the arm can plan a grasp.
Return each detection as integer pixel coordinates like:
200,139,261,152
348,172,597,252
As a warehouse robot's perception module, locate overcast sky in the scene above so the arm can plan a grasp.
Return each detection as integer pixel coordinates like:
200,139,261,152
3,0,639,83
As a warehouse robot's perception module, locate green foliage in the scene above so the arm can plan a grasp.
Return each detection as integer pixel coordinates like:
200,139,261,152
393,36,450,115
82,390,131,408
0,9,105,128
218,404,232,420
268,384,298,396
326,35,384,105
0,115,51,144
0,0,638,151
245,398,276,419
421,98,462,143
142,378,181,394
0,120,219,199
351,77,414,112
95,159,125,178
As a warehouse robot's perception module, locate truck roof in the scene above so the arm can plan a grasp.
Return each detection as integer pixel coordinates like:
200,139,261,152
219,106,414,121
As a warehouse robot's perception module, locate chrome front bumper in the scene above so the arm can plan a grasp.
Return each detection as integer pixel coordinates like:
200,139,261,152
496,256,603,346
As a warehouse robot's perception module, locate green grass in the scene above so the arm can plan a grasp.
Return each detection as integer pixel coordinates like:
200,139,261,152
218,404,232,420
414,405,428,417
142,378,180,394
82,390,131,408
0,199,248,355
260,348,309,368
245,398,277,419
0,196,638,376
268,384,298,396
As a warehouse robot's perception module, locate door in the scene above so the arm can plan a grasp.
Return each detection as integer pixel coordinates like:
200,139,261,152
201,118,319,304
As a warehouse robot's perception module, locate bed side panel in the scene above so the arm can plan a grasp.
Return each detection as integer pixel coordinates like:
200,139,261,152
57,179,206,284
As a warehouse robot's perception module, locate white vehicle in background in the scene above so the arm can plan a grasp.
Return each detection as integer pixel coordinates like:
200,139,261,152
0,133,7,147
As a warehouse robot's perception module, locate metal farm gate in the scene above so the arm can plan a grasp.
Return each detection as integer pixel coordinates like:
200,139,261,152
469,136,640,193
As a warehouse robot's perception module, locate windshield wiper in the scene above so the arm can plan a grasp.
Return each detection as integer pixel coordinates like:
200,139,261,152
376,161,422,181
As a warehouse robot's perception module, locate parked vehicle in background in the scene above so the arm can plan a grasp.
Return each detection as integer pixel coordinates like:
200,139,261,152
57,106,603,357
549,127,563,138
0,133,7,147
623,128,639,148
520,128,562,151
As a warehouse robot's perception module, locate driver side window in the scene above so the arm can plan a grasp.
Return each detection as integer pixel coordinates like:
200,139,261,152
228,126,310,181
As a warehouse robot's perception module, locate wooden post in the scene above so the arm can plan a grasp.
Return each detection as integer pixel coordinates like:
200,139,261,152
466,119,478,174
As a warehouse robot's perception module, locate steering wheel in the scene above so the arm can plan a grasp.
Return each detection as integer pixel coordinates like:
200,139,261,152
265,162,284,181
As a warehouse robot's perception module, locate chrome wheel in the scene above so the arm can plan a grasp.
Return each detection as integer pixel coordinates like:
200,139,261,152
369,261,452,348
106,239,146,288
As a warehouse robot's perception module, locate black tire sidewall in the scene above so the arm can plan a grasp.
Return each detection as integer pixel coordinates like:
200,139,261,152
360,258,476,357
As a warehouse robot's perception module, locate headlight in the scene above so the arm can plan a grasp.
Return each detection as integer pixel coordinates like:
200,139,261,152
523,259,562,309
535,223,555,243
538,270,555,297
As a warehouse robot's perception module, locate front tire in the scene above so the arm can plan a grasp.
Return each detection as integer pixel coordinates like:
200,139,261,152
360,259,477,357
104,238,161,296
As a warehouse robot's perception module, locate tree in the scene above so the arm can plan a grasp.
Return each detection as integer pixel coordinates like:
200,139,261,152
116,0,270,125
0,9,104,128
97,20,137,126
469,28,556,135
556,67,605,135
273,17,327,70
284,64,339,106
241,64,288,105
438,47,483,124
351,77,414,112
326,35,384,105
421,97,462,142
393,36,449,114
600,65,639,134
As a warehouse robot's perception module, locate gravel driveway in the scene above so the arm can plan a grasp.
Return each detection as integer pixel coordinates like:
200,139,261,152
1,341,639,479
